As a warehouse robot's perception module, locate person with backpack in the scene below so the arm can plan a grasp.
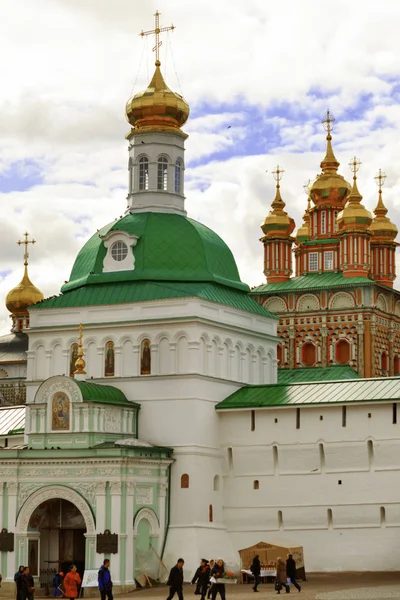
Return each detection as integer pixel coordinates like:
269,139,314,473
53,571,64,597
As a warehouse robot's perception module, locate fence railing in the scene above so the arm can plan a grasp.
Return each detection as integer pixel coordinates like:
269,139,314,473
0,380,26,406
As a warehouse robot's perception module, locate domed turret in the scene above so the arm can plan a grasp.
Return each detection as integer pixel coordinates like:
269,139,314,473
6,233,44,331
337,158,372,232
370,169,398,240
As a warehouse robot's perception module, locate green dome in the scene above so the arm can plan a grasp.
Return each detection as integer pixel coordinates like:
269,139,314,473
62,212,248,293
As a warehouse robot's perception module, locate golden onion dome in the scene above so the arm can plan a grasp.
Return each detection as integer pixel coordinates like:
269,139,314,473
337,169,372,231
261,176,295,239
296,196,311,243
370,187,398,241
6,266,44,314
126,61,190,131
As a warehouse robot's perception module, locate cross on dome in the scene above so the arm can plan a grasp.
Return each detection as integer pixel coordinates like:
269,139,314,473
374,168,387,192
349,156,361,180
272,165,284,187
17,232,36,267
322,109,335,138
139,10,175,66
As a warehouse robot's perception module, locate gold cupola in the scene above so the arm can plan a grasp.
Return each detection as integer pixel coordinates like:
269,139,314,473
310,110,352,205
337,158,372,231
6,233,44,332
370,169,398,240
261,166,295,239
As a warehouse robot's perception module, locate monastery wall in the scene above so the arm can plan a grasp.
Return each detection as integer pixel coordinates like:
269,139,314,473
219,403,400,571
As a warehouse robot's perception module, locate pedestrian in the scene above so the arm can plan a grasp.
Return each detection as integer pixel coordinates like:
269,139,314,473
275,558,289,595
207,561,215,600
166,558,185,600
21,567,35,600
63,565,81,600
250,555,261,592
14,566,25,600
191,559,210,600
53,571,64,597
286,555,301,593
210,559,225,600
98,559,113,600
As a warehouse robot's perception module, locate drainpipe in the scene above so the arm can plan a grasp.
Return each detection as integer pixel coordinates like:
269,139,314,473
160,461,171,560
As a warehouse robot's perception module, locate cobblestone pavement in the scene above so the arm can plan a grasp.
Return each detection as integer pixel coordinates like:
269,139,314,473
115,574,400,600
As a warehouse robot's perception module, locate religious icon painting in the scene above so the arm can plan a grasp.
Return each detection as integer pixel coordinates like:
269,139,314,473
104,341,115,376
51,391,70,431
140,338,151,375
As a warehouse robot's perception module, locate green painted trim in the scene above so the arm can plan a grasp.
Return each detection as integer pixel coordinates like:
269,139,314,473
302,238,339,246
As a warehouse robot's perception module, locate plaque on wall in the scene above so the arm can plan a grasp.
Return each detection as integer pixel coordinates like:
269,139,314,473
96,530,118,554
0,529,14,552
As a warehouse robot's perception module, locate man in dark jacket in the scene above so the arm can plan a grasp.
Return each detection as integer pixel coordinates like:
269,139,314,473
166,558,185,600
286,554,301,592
250,555,261,592
98,559,113,600
14,566,25,600
21,567,35,600
191,559,210,600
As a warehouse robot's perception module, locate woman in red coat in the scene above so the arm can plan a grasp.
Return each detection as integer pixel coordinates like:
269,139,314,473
63,565,81,600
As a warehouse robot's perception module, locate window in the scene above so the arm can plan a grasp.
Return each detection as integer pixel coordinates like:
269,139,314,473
393,403,397,425
296,408,300,429
335,339,350,364
302,342,316,367
253,480,259,490
334,210,339,233
380,506,386,527
277,510,283,530
394,356,400,375
105,341,115,377
321,211,326,234
381,352,388,374
181,474,189,489
139,156,149,190
251,410,255,431
324,251,333,271
175,159,182,194
157,156,168,191
209,504,213,522
309,252,318,272
111,241,128,262
213,475,220,491
342,406,347,427
227,447,233,470
327,509,333,528
313,213,317,236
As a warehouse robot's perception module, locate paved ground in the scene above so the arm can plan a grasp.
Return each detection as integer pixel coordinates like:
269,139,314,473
115,574,400,600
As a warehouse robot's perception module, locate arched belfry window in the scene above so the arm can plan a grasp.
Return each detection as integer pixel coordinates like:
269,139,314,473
175,159,183,194
139,156,149,191
181,474,189,489
157,156,168,191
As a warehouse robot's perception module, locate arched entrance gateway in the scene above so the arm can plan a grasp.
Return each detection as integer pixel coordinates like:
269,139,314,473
16,487,95,584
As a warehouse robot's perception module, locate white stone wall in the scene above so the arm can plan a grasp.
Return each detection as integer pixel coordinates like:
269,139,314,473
218,402,400,571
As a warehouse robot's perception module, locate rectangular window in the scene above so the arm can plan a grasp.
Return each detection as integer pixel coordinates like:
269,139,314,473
321,211,326,234
296,408,300,429
324,251,334,271
251,410,255,431
313,214,317,236
334,210,338,233
309,252,318,272
393,403,397,425
342,406,347,428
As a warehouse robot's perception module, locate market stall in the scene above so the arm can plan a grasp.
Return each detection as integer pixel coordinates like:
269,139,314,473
239,541,305,583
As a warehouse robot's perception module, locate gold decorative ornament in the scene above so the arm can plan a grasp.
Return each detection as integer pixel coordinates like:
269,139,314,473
6,233,44,314
261,166,295,238
125,10,189,132
74,323,87,375
369,169,398,239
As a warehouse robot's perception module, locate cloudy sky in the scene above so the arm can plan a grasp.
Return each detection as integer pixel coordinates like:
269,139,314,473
1,0,400,334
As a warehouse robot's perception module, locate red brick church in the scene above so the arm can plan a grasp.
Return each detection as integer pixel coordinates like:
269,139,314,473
251,111,400,378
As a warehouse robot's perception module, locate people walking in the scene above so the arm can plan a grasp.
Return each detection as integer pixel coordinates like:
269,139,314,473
207,561,215,600
98,559,113,600
210,559,226,600
275,558,289,595
14,566,25,600
166,558,185,600
250,555,261,592
53,571,64,597
21,567,35,600
63,565,81,600
191,559,210,600
286,555,301,593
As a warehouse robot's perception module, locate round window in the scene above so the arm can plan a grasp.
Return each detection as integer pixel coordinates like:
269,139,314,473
111,241,128,262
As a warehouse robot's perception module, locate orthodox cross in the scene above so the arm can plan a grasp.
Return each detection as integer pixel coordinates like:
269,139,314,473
322,109,335,136
374,168,387,191
272,165,284,187
139,10,175,64
17,232,36,266
349,156,361,180
303,179,312,195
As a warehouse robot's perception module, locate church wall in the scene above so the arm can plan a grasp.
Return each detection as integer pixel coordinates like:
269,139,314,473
218,402,400,571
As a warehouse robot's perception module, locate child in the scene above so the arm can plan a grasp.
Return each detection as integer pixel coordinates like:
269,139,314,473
53,571,64,597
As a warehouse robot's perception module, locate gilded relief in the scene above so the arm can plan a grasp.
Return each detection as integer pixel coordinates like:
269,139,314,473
140,339,151,375
52,392,70,431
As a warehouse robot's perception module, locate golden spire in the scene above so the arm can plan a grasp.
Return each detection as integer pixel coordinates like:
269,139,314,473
320,109,340,174
271,165,285,210
337,156,372,229
261,166,295,238
370,169,398,239
373,168,388,217
139,10,175,67
348,156,362,200
74,323,87,376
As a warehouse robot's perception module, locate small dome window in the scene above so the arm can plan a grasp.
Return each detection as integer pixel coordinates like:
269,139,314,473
111,241,128,262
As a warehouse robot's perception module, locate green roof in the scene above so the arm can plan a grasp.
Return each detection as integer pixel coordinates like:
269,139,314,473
216,377,400,409
302,238,339,246
75,380,136,406
60,212,248,294
32,281,275,317
278,365,359,383
251,272,375,294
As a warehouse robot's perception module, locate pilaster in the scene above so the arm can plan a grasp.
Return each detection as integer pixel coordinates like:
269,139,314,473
7,482,18,578
110,481,122,584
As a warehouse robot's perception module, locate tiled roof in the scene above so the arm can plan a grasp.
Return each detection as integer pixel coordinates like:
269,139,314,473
278,365,359,383
32,281,276,317
60,212,248,294
216,377,400,409
251,272,376,294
